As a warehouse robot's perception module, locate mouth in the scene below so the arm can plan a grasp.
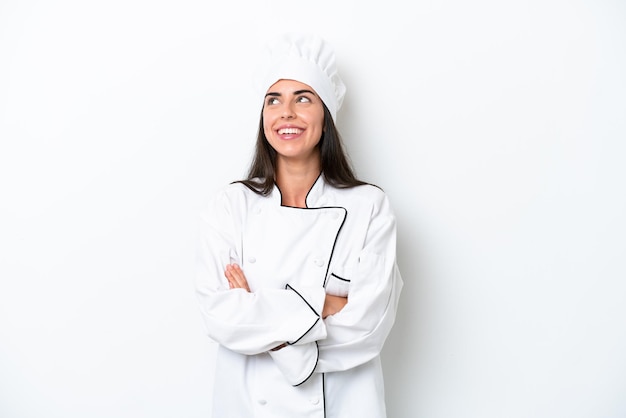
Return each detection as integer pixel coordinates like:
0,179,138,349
277,127,303,135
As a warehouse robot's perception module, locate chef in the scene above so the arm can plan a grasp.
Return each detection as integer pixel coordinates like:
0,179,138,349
195,32,403,418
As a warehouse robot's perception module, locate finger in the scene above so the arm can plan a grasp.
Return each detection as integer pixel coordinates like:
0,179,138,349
231,265,251,292
224,265,238,288
225,264,250,292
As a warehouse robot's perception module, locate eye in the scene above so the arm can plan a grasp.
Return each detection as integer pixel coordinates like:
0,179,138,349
296,95,312,103
266,97,280,106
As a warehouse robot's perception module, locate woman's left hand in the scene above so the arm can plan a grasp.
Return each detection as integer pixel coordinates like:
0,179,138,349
224,263,251,292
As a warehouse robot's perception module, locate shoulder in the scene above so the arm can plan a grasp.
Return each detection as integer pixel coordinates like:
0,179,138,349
330,182,387,203
212,181,264,201
203,181,265,214
328,183,394,215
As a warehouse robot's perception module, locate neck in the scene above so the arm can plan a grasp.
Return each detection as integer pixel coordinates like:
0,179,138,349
275,157,321,208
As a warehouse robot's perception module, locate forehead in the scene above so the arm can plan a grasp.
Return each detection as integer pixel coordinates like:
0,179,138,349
265,79,318,95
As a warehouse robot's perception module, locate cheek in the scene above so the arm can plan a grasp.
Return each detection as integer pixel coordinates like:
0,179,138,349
312,110,325,132
262,113,273,135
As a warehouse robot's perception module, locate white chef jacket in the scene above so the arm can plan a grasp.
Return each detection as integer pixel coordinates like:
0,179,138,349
195,174,403,418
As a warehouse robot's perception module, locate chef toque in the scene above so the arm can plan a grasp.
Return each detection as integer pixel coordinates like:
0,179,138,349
255,33,346,122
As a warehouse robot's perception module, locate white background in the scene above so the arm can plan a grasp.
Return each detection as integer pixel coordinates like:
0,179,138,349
1,1,625,417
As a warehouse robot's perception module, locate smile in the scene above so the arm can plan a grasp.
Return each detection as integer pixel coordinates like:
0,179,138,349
278,127,303,135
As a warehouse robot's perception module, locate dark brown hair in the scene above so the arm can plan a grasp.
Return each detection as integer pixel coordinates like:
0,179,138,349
236,104,368,195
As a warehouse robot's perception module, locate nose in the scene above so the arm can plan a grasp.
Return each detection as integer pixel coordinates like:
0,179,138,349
280,102,295,119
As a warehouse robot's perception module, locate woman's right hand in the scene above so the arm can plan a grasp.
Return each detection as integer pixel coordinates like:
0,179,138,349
323,294,347,318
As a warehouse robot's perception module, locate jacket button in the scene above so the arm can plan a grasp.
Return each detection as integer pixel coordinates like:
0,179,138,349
313,258,324,267
248,257,256,263
310,397,320,405
258,399,267,405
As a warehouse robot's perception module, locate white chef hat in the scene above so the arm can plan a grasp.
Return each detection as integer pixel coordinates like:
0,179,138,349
255,33,346,122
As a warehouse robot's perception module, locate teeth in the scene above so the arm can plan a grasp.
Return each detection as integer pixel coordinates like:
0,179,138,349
278,128,302,135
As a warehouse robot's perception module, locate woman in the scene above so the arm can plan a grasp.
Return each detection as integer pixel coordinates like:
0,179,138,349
195,33,403,417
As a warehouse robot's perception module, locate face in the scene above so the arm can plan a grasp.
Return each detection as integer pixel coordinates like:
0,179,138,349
262,79,325,164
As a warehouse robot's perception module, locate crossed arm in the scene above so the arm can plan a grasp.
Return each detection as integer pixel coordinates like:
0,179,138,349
224,263,347,319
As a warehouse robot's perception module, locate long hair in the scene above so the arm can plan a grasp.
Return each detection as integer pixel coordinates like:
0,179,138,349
237,104,368,195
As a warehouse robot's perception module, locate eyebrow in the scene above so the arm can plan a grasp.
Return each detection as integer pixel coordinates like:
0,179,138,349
264,89,316,98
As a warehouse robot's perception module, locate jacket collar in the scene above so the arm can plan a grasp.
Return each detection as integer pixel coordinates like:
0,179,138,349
270,173,330,208
305,173,327,207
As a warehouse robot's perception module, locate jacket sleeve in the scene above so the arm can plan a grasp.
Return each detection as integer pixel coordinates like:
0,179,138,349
315,192,404,373
195,187,328,360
